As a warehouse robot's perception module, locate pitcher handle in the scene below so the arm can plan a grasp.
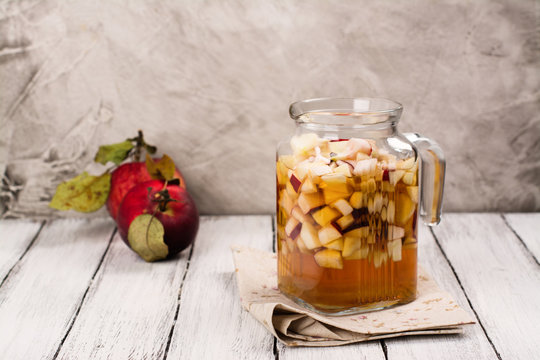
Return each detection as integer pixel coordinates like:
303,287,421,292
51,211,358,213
404,133,446,226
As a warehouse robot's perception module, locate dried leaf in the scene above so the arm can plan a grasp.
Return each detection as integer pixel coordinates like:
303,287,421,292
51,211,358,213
49,172,111,212
128,214,168,262
94,140,134,165
145,154,176,181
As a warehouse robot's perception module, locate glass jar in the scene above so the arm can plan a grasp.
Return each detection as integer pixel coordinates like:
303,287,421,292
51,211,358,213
276,98,445,315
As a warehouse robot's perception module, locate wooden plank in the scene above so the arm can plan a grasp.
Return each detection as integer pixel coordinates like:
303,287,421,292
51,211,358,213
0,219,43,282
384,225,496,359
166,216,275,360
503,213,540,263
56,231,190,359
432,213,540,360
277,341,385,360
0,218,114,360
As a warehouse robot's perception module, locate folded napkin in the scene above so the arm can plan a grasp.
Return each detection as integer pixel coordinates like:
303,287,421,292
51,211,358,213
232,246,475,347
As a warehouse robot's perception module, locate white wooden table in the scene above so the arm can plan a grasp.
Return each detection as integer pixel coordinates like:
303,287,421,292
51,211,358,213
0,213,538,359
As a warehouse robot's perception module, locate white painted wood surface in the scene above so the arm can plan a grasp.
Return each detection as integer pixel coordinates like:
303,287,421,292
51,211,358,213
56,231,190,359
166,216,276,360
433,214,540,360
383,225,497,360
0,219,42,281
503,213,540,262
0,218,114,360
0,214,537,359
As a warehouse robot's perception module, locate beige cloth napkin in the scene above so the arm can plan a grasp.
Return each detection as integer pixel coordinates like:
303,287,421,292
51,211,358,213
232,246,475,347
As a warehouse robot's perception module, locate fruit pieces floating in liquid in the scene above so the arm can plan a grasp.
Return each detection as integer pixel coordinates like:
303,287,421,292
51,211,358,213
276,133,419,310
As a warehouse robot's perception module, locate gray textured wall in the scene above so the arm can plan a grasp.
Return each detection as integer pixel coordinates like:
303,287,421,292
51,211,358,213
1,0,539,218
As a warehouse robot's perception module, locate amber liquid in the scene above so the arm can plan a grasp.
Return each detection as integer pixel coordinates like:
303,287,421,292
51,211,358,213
277,177,418,313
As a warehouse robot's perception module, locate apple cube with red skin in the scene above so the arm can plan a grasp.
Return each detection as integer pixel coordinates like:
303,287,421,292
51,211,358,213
116,180,198,257
285,217,302,240
289,173,302,192
107,161,185,221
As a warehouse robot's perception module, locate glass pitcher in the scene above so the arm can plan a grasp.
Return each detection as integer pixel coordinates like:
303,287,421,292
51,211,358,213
276,98,445,315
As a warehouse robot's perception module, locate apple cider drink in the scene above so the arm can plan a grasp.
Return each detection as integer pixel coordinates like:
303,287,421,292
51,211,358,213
276,133,419,313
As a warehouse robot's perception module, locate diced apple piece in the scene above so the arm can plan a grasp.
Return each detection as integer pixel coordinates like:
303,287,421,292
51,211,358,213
389,170,405,185
367,196,374,214
354,158,377,176
407,186,419,203
397,157,415,170
395,190,416,225
344,245,369,260
286,182,298,199
388,238,402,261
289,173,302,192
312,206,340,227
356,152,371,161
387,200,395,223
277,161,289,185
300,177,317,193
334,163,352,177
323,190,348,205
314,249,343,269
320,173,350,193
310,165,333,177
291,133,320,156
366,178,377,193
294,160,312,181
388,225,405,240
373,192,383,213
336,214,354,230
285,217,299,235
279,155,296,169
348,138,372,155
403,171,416,185
300,222,322,249
298,192,324,214
349,191,363,209
381,206,387,221
278,190,293,215
325,238,344,251
382,181,394,193
285,217,302,239
331,198,353,216
342,236,361,257
291,206,311,224
318,225,342,245
328,140,349,154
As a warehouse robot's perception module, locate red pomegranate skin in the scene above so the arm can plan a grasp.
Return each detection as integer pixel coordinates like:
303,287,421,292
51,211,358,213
106,161,185,221
116,180,199,257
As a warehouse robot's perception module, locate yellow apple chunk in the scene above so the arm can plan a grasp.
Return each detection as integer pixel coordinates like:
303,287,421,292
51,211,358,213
300,222,322,249
318,225,342,245
325,238,344,251
298,192,324,214
312,206,340,227
314,249,344,269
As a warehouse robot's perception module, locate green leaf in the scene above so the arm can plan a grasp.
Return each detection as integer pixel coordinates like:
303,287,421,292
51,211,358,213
49,172,111,212
128,214,169,262
94,140,134,165
145,154,176,181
